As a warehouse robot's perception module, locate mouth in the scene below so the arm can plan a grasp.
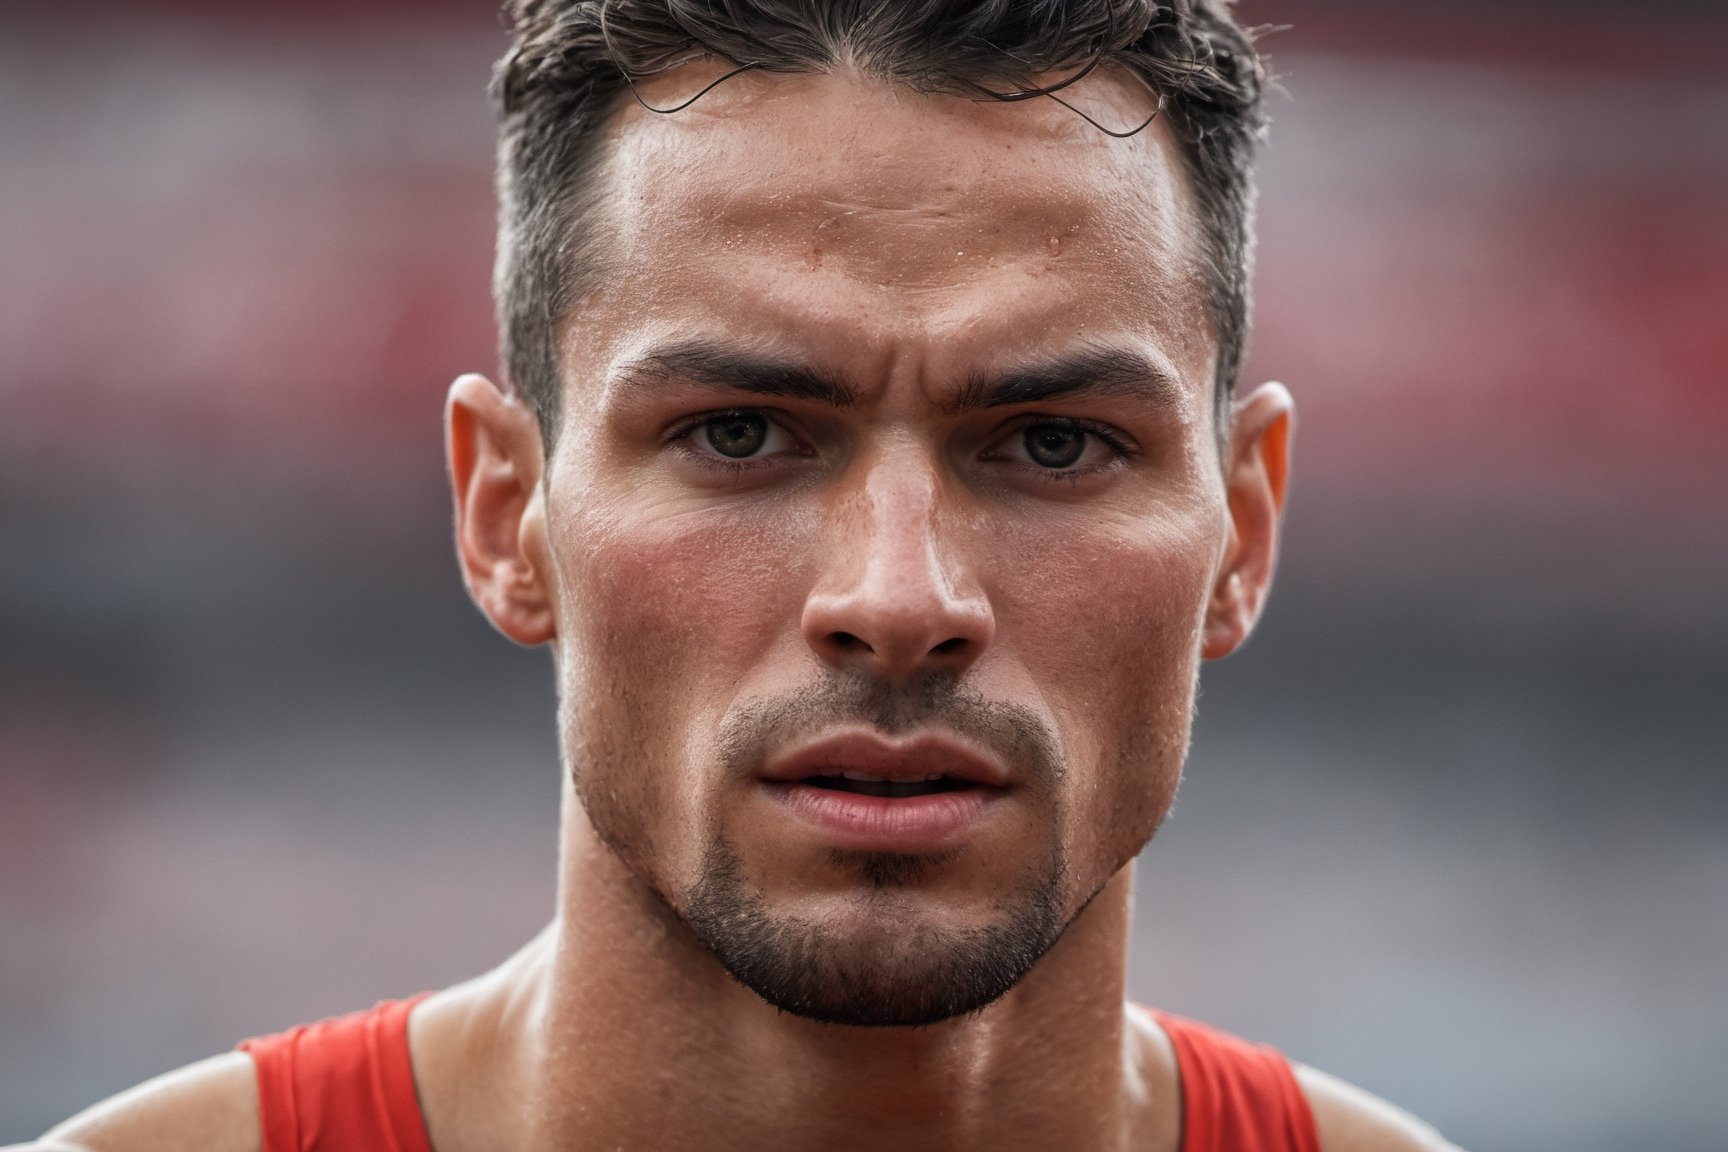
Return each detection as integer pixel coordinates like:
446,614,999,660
762,729,1012,789
799,770,978,799
760,731,1010,851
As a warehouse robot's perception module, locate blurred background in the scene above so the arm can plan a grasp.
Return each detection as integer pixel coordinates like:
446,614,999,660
2,0,1724,1146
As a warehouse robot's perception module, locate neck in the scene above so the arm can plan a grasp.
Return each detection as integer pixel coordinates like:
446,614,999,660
462,793,1158,1152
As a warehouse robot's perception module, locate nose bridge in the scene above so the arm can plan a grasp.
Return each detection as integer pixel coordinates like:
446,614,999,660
859,444,945,598
802,438,993,679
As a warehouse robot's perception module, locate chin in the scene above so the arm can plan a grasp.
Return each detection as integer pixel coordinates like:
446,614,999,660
678,836,1071,1028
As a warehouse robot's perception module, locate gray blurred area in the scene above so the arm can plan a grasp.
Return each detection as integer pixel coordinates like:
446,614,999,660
2,2,1725,1149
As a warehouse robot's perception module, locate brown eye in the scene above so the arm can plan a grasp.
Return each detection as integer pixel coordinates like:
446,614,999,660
1024,423,1086,468
705,413,769,458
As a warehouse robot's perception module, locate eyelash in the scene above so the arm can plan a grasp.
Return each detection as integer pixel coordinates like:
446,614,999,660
990,416,1137,480
664,409,807,474
664,410,1136,479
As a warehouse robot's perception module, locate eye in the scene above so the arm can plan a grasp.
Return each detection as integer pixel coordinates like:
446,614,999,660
705,411,770,458
677,408,805,465
987,418,1130,474
1023,423,1086,468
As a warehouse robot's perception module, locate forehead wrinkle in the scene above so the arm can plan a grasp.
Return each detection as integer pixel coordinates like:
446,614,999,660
582,69,1213,410
578,239,1205,419
605,72,1188,253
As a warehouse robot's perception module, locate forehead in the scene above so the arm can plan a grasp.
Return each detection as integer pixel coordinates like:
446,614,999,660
574,65,1212,392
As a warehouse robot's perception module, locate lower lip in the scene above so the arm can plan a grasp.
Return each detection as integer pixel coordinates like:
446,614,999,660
769,782,999,851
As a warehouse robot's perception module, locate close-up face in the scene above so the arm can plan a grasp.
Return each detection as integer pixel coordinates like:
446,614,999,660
482,63,1277,1026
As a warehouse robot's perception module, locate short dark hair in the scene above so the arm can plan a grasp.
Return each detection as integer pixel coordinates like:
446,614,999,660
493,0,1267,445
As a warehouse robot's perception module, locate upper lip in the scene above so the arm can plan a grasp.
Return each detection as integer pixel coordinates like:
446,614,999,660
761,730,1012,788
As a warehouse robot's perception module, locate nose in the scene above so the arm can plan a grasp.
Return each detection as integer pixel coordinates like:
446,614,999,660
801,449,994,682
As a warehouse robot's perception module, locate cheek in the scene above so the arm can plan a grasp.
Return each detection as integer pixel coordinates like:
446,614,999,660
548,489,819,877
986,508,1218,872
569,503,818,688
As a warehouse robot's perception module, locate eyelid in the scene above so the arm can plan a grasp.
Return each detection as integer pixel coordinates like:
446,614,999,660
666,406,810,466
983,414,1138,466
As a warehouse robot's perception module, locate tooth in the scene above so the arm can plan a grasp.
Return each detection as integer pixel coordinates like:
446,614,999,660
924,774,945,782
842,770,884,782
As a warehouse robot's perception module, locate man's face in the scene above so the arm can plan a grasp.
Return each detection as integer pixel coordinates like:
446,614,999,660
531,67,1234,1025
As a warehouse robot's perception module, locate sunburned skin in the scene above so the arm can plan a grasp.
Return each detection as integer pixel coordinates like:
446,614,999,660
543,64,1223,966
448,63,1266,1151
28,61,1456,1152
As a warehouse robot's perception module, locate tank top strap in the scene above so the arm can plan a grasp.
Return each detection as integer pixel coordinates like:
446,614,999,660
1151,1010,1321,1152
238,995,435,1152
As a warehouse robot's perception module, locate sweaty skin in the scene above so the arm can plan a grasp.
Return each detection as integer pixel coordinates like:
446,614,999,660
28,65,1454,1152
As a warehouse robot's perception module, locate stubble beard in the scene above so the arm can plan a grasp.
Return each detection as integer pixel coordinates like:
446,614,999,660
683,834,1070,1028
574,669,1086,1028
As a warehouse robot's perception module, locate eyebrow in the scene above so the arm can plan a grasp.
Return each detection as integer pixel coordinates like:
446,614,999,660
617,340,859,408
615,339,1182,415
947,346,1184,415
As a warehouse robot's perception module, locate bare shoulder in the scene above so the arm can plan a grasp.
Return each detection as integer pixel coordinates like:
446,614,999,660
18,1051,260,1152
1296,1064,1464,1152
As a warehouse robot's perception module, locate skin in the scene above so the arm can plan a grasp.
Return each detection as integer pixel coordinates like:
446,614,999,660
24,64,1458,1152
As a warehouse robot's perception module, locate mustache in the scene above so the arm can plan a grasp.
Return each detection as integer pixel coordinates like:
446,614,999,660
714,668,1065,787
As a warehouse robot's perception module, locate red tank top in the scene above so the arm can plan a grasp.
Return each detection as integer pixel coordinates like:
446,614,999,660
239,996,433,1152
240,999,1319,1151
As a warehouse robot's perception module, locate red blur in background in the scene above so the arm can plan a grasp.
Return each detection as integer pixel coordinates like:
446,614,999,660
2,3,1725,1149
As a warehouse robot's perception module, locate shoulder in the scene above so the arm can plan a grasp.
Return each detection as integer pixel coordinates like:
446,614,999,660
1295,1064,1464,1152
19,1051,260,1152
1136,1006,1461,1152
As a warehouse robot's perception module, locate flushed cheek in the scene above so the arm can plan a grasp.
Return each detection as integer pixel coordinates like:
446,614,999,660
575,515,809,691
549,494,821,875
987,515,1217,873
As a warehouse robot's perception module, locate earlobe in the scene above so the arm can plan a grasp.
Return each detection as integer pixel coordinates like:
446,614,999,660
446,373,557,646
1202,382,1294,661
1201,570,1248,660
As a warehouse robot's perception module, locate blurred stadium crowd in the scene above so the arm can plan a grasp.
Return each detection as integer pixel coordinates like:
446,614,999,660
2,2,1725,1148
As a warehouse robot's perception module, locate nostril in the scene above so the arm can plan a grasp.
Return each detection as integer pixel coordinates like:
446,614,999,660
932,637,967,655
831,631,865,650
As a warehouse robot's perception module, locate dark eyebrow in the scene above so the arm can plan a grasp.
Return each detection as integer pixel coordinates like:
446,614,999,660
947,347,1184,415
617,339,858,408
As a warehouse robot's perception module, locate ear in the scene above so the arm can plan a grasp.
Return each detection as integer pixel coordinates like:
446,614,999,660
1202,381,1294,660
446,373,556,646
